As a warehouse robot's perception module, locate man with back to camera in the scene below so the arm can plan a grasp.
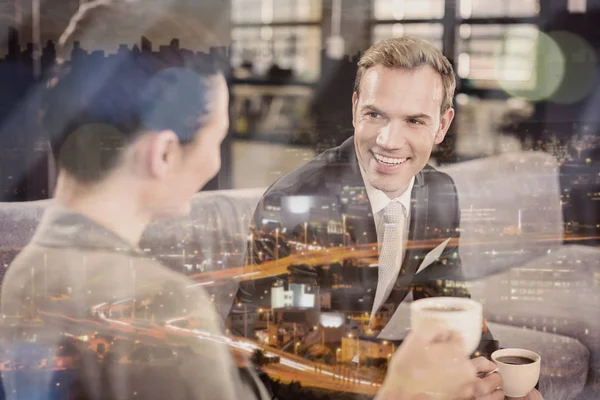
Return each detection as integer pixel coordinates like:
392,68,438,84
244,37,542,400
0,2,488,399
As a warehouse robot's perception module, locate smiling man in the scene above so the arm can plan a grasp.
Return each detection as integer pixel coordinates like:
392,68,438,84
248,37,463,315
243,37,543,400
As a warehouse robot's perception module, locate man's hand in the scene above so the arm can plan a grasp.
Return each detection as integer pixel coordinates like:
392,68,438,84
471,356,504,399
376,327,478,400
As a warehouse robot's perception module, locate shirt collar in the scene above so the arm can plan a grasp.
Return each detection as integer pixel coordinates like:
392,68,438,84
360,167,415,217
32,204,142,254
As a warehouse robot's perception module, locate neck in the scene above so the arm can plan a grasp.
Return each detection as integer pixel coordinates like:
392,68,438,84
384,184,409,200
53,172,150,246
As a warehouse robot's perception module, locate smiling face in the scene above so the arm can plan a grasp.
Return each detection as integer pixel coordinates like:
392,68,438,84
352,65,454,198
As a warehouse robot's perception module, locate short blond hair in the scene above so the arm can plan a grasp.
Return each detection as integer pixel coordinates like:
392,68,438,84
354,37,456,114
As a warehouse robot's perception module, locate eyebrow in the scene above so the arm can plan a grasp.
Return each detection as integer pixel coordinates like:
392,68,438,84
361,105,434,123
360,105,388,118
406,113,433,122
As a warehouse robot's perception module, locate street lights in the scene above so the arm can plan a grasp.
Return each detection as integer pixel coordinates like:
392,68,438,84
342,214,347,247
336,347,342,380
275,228,279,263
304,222,308,249
314,324,324,346
259,308,271,344
248,233,254,266
238,302,248,338
31,0,41,78
348,333,360,374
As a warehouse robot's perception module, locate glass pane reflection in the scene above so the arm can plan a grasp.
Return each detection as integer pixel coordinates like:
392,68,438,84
459,0,539,18
232,0,322,23
457,24,539,89
373,0,445,20
231,26,321,80
372,23,443,49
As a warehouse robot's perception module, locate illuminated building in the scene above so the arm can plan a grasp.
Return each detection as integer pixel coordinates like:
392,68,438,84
271,283,316,309
340,335,395,364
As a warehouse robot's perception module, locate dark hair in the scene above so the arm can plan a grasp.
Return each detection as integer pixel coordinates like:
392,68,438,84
45,0,228,183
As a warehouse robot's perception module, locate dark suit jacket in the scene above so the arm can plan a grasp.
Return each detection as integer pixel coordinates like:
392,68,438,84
244,136,468,320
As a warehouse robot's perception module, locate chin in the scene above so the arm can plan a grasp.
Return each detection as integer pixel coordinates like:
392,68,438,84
371,176,412,195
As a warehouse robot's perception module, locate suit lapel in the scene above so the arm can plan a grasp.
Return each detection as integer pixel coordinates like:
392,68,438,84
334,139,379,310
402,178,429,281
343,210,377,245
338,192,378,297
336,137,378,247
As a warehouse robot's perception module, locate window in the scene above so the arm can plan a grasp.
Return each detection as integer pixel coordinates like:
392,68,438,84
457,24,539,90
373,0,445,20
230,0,322,81
459,0,539,18
452,0,545,157
372,23,444,49
456,0,541,90
232,0,321,24
371,0,445,47
231,26,321,80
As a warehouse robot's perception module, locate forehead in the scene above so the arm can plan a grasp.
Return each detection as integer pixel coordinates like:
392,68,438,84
358,65,444,114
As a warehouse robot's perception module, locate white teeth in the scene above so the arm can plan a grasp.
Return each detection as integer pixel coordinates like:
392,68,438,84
374,153,407,166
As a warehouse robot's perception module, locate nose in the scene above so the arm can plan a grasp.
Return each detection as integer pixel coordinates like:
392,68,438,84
375,122,407,150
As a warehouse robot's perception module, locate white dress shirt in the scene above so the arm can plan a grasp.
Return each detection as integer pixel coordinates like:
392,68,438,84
360,169,416,314
360,169,415,261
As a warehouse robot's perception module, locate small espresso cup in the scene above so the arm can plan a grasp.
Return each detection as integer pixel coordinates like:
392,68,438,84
410,297,482,356
492,348,541,398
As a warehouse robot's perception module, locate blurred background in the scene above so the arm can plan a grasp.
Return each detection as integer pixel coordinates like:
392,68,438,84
0,2,600,399
0,0,598,239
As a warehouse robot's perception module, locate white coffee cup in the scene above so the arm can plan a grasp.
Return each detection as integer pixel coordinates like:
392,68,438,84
410,297,482,356
492,348,541,398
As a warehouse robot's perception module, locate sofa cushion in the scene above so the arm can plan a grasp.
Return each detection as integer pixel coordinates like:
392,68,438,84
442,151,563,280
0,151,563,282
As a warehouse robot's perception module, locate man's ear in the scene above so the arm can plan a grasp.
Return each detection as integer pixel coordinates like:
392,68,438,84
352,92,359,128
146,130,181,179
434,107,455,145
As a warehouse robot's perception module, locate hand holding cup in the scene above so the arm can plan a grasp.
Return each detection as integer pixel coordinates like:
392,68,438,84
492,348,541,398
377,326,478,400
410,297,483,356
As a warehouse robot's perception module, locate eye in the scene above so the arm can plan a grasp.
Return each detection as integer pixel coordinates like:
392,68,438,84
367,111,383,119
408,118,424,125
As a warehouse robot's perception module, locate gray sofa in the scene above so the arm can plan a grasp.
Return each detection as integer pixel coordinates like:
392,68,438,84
0,151,597,399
